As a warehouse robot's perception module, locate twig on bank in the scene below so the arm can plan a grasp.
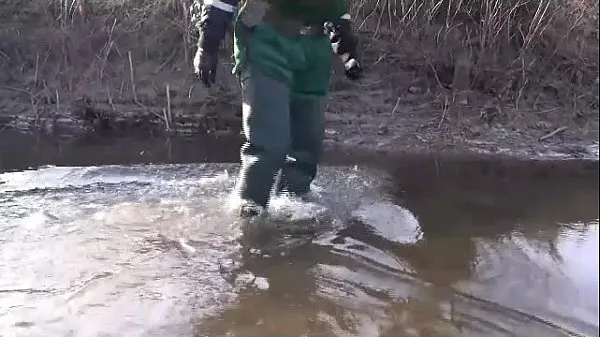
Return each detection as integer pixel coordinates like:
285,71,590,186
42,80,51,108
391,97,401,114
134,100,166,126
181,0,190,68
105,86,116,112
146,109,164,120
415,134,429,143
0,86,30,94
55,88,60,114
119,81,124,100
438,97,449,128
33,49,40,86
99,41,113,80
424,53,444,90
536,107,560,115
100,18,118,81
166,84,172,128
162,108,171,131
31,94,39,126
539,126,567,141
128,51,138,103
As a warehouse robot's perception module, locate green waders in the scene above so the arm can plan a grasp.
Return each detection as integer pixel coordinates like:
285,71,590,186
233,21,333,208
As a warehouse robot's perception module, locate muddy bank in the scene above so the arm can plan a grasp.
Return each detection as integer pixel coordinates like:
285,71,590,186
1,57,597,162
1,76,597,161
0,1,598,161
0,102,597,162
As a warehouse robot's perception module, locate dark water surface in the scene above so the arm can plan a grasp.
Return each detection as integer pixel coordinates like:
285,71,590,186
0,132,598,337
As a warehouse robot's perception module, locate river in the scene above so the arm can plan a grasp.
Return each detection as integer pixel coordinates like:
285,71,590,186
0,132,598,337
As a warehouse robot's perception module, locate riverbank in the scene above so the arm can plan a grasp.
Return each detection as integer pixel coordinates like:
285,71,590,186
0,0,598,161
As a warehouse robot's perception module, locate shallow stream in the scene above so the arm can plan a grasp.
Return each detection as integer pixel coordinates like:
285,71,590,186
0,133,598,337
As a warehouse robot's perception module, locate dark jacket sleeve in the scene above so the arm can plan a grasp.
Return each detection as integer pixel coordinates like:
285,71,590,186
325,13,359,65
190,0,240,53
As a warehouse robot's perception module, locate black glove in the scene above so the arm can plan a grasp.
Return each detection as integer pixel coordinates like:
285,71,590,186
325,18,363,80
194,2,237,87
194,48,218,87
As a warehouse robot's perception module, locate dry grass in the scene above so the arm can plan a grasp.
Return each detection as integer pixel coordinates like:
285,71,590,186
0,0,210,131
349,0,599,107
0,0,598,131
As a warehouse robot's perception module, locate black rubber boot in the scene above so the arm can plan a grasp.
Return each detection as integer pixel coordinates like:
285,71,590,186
239,202,263,218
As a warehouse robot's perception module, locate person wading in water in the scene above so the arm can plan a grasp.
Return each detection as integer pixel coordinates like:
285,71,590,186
191,0,363,218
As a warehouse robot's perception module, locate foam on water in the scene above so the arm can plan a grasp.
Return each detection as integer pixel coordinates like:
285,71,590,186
0,163,387,336
351,200,423,245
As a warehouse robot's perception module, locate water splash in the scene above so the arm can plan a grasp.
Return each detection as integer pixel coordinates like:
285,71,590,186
0,162,597,337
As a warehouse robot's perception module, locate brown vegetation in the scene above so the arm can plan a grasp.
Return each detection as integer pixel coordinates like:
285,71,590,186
0,0,598,141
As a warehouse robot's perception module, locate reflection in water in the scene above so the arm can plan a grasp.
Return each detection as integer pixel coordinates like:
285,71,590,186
384,157,599,336
0,130,242,172
0,154,598,337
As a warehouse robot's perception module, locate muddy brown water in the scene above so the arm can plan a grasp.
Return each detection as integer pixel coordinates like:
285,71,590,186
0,131,598,337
